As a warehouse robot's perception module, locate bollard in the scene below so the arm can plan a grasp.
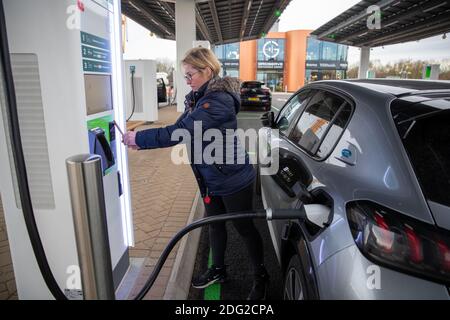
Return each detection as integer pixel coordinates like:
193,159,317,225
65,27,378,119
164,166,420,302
66,154,115,300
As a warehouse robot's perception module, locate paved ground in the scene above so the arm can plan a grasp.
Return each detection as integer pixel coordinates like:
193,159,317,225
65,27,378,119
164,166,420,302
0,197,17,300
126,105,199,300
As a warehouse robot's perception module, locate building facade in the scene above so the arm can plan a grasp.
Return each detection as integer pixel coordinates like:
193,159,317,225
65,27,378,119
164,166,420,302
214,30,348,92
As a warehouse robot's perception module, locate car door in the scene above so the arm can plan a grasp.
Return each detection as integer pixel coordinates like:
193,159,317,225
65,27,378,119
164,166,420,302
261,88,353,263
259,89,313,261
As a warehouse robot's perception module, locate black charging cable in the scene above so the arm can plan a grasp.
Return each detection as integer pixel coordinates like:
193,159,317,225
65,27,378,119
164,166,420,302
126,68,136,122
133,208,305,300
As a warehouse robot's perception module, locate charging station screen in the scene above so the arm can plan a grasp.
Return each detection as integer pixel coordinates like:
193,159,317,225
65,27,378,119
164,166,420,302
85,74,113,115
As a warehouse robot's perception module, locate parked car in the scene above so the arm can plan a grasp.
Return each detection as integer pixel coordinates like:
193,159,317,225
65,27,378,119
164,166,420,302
157,78,167,103
157,72,169,88
258,79,450,299
240,81,271,111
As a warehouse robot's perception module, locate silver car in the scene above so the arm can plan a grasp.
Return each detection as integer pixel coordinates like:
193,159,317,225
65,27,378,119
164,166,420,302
258,79,450,299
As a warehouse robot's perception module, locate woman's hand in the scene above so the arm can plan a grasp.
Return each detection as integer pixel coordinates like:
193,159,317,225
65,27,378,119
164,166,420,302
122,131,139,150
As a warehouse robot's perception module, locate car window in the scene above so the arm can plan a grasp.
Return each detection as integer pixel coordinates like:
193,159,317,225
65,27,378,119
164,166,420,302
289,90,346,155
316,102,352,158
391,98,450,207
243,82,262,89
275,90,310,135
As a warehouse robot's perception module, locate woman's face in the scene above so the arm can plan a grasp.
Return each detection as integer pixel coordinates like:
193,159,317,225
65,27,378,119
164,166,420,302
183,63,212,92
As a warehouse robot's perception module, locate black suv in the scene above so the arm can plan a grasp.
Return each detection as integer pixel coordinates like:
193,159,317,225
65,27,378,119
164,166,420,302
240,81,271,111
157,78,167,103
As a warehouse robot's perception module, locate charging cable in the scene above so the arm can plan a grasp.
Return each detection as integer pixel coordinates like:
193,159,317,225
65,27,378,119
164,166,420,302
126,66,136,122
133,208,305,300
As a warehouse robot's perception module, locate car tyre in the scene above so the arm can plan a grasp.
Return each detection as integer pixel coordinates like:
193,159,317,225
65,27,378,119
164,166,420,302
283,254,308,300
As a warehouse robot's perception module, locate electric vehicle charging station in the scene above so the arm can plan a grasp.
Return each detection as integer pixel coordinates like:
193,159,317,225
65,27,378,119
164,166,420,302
0,0,133,299
422,64,440,80
123,59,158,122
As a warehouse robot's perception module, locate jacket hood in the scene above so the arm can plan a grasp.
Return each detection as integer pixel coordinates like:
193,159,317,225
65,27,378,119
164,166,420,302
206,76,241,114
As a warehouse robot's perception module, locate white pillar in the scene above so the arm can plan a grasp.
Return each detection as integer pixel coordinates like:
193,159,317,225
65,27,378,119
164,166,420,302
358,47,370,79
176,0,196,112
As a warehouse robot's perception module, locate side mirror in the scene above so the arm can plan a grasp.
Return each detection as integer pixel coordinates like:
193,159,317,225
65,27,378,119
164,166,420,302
261,111,275,128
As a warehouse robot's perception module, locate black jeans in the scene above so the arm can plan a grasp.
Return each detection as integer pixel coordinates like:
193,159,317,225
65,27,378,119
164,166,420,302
204,182,264,274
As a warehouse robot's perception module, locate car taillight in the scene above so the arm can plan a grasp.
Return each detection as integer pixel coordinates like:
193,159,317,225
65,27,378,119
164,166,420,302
437,240,450,272
347,200,450,285
240,88,248,94
372,212,394,253
262,89,270,94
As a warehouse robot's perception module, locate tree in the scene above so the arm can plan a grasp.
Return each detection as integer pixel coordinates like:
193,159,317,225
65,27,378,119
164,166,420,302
439,63,450,80
347,65,358,78
156,58,175,84
440,70,450,80
345,59,450,80
156,58,174,73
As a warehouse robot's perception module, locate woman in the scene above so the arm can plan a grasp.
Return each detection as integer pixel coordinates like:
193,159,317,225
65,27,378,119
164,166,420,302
123,47,269,300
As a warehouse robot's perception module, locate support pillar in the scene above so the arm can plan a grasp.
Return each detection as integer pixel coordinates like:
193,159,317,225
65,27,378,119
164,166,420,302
175,0,196,112
358,46,370,79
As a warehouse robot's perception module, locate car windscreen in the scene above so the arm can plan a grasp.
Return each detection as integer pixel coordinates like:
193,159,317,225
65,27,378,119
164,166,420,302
392,98,450,207
243,82,261,89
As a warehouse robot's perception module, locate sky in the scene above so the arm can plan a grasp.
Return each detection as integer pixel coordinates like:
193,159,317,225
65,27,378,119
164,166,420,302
123,18,176,61
278,0,450,67
123,0,450,67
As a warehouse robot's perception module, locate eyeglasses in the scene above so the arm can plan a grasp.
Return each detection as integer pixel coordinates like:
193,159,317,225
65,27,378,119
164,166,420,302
184,70,200,81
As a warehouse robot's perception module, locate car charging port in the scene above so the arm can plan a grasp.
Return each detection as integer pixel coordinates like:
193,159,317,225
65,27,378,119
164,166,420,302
303,189,334,236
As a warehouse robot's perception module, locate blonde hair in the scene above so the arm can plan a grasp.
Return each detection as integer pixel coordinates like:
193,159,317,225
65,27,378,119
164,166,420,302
181,47,221,77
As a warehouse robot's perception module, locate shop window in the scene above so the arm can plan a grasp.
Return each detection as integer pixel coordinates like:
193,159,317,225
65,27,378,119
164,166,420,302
338,45,348,62
224,69,239,78
306,38,320,60
214,45,224,60
321,42,337,61
225,43,239,60
305,70,319,84
336,70,346,80
257,71,284,92
321,70,336,80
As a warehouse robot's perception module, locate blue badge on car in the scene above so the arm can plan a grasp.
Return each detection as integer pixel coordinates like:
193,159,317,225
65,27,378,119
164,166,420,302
341,149,352,158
